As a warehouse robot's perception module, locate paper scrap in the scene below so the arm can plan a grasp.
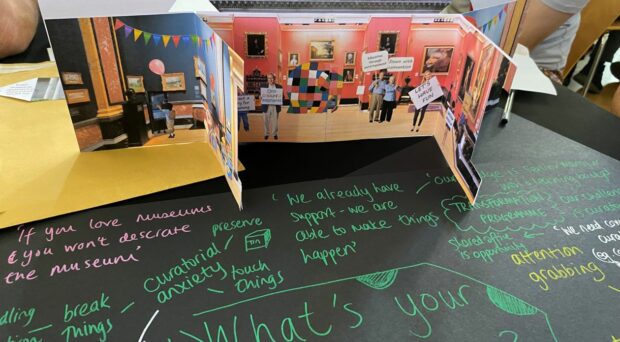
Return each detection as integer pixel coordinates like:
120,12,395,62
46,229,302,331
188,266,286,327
511,44,557,95
409,76,443,108
168,0,219,13
356,85,365,96
0,77,65,102
362,51,389,72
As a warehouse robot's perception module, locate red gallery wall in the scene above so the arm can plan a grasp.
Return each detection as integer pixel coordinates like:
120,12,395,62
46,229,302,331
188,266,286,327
280,24,366,99
451,28,492,132
406,23,463,87
360,17,412,103
231,16,280,79
221,15,494,108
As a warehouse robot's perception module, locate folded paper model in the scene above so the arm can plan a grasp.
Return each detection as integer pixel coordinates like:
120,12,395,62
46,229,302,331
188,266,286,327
0,4,517,229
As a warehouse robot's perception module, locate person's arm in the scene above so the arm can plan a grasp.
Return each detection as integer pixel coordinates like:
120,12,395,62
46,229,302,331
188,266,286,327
368,80,376,92
517,0,589,51
0,0,40,59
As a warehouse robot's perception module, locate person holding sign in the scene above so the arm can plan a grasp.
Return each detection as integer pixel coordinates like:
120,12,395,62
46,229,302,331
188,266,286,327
368,71,387,122
237,89,250,132
261,73,282,140
411,70,432,132
379,76,401,123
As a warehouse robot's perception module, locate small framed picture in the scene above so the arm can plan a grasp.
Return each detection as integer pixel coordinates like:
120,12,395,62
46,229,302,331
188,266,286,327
378,31,399,55
65,89,90,104
161,72,186,92
344,51,356,65
61,72,83,85
288,52,300,67
199,80,208,99
309,40,335,61
343,68,355,83
245,32,267,58
126,75,145,93
422,46,454,74
193,56,206,82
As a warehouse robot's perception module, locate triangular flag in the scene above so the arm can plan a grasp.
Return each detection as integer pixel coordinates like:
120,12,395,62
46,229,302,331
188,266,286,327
191,34,198,46
499,10,503,20
172,35,181,47
114,19,124,31
181,35,190,45
504,4,509,12
163,35,171,47
133,29,143,42
197,38,201,47
124,26,133,38
143,32,152,45
493,15,498,25
153,34,162,46
206,38,211,49
482,23,487,32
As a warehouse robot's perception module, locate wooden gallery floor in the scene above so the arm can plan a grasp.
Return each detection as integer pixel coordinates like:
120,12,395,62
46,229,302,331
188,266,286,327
239,104,440,142
143,105,443,148
144,129,207,146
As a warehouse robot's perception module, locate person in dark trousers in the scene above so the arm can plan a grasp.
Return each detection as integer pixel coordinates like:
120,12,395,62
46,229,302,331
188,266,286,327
237,89,250,132
379,75,401,122
411,69,432,132
573,31,620,94
161,99,175,138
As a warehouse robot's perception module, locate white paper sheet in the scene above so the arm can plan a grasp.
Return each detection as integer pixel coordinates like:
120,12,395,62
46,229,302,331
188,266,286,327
0,78,65,102
39,0,217,19
511,44,557,96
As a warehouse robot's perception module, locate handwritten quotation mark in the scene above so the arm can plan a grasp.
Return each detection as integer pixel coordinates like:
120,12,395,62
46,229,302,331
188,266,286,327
498,330,518,342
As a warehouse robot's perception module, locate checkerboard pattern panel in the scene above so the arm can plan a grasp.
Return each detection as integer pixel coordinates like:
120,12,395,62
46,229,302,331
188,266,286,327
287,62,338,114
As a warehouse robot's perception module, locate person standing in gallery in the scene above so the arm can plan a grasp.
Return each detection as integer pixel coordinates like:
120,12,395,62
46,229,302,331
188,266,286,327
379,76,401,123
237,89,250,132
368,71,387,122
261,73,282,140
161,99,176,138
412,69,432,132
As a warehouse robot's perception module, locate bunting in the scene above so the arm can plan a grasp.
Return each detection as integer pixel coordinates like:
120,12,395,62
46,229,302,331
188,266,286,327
172,35,181,48
113,19,207,48
114,18,124,31
133,29,143,42
143,32,152,45
477,5,509,34
152,34,161,46
124,25,133,38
